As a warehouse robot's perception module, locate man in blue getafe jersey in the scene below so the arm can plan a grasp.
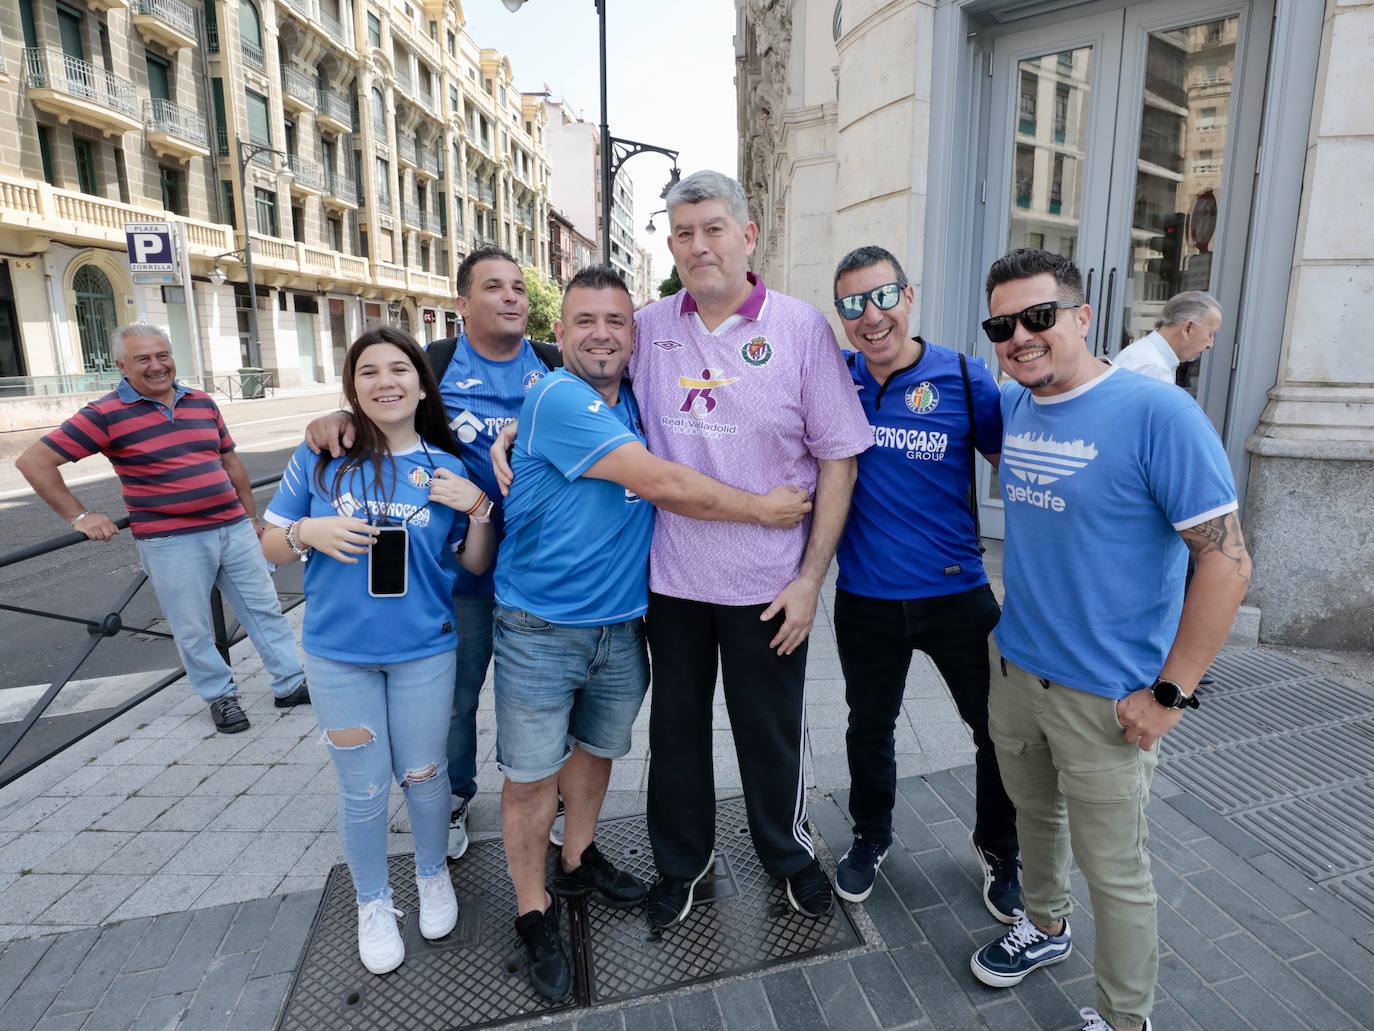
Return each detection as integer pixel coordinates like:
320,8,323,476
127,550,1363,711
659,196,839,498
828,246,1021,918
494,267,811,1001
968,249,1250,1031
306,246,555,857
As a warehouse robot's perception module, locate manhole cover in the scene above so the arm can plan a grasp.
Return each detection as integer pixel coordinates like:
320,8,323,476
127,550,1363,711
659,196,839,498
276,796,863,1030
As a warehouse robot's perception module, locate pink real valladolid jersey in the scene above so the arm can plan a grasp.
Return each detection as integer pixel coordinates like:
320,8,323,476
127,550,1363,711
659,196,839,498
629,278,871,606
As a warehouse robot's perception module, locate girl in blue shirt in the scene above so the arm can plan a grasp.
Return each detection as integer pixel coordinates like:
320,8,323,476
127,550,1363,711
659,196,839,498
263,327,494,975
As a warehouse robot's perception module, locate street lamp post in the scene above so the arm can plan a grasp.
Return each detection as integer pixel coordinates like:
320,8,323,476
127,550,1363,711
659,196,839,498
502,0,680,267
234,137,292,369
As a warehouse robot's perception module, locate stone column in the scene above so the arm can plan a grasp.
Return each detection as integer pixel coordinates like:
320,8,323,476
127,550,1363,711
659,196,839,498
1243,0,1374,648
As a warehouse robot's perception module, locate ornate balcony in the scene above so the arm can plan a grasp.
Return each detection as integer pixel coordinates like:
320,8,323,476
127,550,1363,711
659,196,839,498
144,98,209,161
241,39,265,72
402,201,422,228
397,137,418,168
421,210,441,238
24,48,141,136
318,11,351,51
281,67,317,113
316,90,353,134
287,154,325,195
323,172,358,210
131,0,197,52
416,150,440,181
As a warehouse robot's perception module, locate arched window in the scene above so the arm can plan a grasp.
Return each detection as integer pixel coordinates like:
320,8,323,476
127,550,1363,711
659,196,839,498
73,265,118,373
399,309,411,334
371,87,386,131
238,0,262,48
832,1,843,42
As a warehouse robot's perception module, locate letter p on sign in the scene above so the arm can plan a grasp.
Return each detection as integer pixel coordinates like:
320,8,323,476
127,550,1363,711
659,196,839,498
124,222,176,274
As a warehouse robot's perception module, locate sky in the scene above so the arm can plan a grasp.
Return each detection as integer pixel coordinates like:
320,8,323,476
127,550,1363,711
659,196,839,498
459,0,740,284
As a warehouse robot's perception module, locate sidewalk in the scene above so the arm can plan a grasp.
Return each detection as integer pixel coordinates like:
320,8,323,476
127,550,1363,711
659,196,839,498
1,577,1373,1028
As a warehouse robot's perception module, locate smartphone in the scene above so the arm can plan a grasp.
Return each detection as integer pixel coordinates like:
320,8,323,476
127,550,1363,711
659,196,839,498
368,526,409,598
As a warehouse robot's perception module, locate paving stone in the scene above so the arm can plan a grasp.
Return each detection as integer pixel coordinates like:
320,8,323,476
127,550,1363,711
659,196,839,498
252,890,322,977
131,991,191,1031
0,934,54,1007
805,955,880,1030
194,874,287,910
160,832,256,876
31,796,120,832
2,988,60,1031
0,832,80,874
1163,795,1268,859
1287,909,1374,982
760,967,823,1030
145,795,233,833
1154,952,1257,1031
153,904,236,996
670,987,725,1031
1154,901,1243,983
203,795,290,833
19,927,100,995
219,896,283,956
224,971,292,1031
1289,951,1374,1025
6,875,83,924
895,777,955,826
175,950,256,1031
0,797,74,833
108,875,211,923
96,831,194,876
713,977,776,1031
32,875,144,927
884,848,944,912
34,831,135,874
889,943,983,1029
44,917,149,1015
1214,974,1311,1031
242,763,322,796
576,1006,626,1031
121,910,193,974
849,951,920,1027
889,798,941,854
80,966,160,1031
864,872,926,948
135,765,222,797
923,770,977,829
32,1008,89,1031
619,999,675,1031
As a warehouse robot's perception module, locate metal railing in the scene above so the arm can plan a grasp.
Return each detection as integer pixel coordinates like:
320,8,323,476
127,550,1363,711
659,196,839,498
283,0,313,19
143,97,208,147
318,10,348,47
397,136,418,166
209,370,277,400
0,471,297,789
133,0,196,39
23,47,139,119
241,39,265,71
0,371,121,398
423,210,442,235
402,200,422,227
206,22,219,51
287,154,325,191
420,150,441,178
281,66,317,109
216,125,228,155
326,171,357,204
316,89,353,129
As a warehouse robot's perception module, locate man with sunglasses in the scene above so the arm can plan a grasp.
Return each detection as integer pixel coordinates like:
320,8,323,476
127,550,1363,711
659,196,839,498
970,249,1250,1031
827,246,1022,921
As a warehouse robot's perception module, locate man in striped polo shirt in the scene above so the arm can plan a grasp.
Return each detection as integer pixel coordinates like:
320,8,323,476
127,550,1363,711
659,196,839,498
16,324,308,734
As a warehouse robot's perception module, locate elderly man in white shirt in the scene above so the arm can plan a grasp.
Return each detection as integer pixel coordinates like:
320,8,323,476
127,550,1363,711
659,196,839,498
1114,291,1223,384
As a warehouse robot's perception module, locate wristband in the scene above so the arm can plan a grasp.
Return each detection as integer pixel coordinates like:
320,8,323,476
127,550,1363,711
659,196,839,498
465,491,490,517
285,520,312,557
469,498,494,524
71,512,90,528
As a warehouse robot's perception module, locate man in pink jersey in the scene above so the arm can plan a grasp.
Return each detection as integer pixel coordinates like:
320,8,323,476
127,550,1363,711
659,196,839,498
634,171,872,927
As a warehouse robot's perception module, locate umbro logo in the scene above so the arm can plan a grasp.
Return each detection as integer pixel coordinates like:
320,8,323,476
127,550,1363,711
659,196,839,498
453,378,483,389
653,339,684,351
1002,432,1098,485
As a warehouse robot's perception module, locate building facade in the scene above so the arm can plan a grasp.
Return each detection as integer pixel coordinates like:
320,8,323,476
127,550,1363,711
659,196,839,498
547,205,595,286
736,0,1372,648
0,0,551,394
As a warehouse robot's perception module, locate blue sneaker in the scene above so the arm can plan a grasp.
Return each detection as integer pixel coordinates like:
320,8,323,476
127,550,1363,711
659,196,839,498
835,838,889,903
971,832,1023,924
970,913,1072,987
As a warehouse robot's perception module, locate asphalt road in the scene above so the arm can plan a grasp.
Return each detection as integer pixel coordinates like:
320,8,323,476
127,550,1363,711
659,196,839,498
0,390,343,698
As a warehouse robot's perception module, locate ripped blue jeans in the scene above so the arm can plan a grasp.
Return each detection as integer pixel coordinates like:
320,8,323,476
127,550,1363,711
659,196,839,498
305,649,456,904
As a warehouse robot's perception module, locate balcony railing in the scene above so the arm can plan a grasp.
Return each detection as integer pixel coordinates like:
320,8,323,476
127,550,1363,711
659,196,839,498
378,195,393,214
283,0,313,19
372,115,387,140
396,70,414,97
241,39,265,71
287,154,325,192
397,137,418,166
326,171,357,204
216,125,228,156
319,10,348,47
133,0,196,39
281,66,316,109
421,151,441,178
424,210,441,235
317,90,353,129
144,98,208,147
23,47,139,121
207,23,219,51
402,201,422,227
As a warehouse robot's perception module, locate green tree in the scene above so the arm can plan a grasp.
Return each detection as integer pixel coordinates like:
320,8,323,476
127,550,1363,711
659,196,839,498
659,265,683,297
522,266,562,343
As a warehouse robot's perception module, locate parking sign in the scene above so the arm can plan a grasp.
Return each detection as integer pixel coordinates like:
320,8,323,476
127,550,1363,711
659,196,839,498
125,222,178,274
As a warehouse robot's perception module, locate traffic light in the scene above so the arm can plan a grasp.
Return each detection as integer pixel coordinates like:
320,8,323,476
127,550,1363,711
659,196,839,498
1146,213,1187,293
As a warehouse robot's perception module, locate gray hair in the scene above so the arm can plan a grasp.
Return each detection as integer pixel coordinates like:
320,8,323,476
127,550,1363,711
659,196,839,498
1156,291,1221,330
111,323,173,362
665,170,750,229
834,245,909,293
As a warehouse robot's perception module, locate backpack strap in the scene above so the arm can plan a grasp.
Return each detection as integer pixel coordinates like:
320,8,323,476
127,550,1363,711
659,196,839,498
531,339,564,370
958,351,986,553
426,336,459,382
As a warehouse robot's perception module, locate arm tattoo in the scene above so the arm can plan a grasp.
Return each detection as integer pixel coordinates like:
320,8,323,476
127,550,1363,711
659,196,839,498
1180,511,1252,582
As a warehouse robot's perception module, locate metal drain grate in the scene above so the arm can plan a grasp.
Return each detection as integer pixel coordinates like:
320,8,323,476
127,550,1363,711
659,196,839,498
1206,649,1315,689
276,796,863,1031
1229,780,1374,882
1163,677,1374,756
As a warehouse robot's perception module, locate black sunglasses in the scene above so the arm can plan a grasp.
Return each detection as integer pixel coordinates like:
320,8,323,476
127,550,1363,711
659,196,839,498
981,301,1080,343
834,282,904,321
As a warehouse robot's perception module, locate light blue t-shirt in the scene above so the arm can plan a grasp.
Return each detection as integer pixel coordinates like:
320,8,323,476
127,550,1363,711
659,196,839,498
433,335,551,598
837,341,1003,599
994,366,1238,700
265,440,470,663
495,370,654,626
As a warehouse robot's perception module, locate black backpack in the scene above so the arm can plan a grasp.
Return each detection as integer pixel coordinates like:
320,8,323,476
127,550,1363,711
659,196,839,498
425,337,563,380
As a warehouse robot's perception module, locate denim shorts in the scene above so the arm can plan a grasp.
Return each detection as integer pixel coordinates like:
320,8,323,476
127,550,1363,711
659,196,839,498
492,606,649,783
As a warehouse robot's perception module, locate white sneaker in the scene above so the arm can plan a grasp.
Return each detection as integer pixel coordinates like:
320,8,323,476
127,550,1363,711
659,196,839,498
449,797,470,859
417,868,459,939
1078,1008,1152,1031
549,797,565,847
357,899,405,975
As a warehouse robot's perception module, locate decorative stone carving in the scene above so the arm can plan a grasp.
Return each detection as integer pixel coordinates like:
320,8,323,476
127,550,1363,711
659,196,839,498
741,0,793,228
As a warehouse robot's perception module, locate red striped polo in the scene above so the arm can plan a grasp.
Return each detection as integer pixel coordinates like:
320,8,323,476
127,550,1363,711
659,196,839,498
42,381,246,538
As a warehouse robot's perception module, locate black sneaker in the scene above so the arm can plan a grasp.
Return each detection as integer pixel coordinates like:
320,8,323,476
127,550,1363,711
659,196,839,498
971,832,1023,924
645,852,714,930
970,913,1072,987
551,841,646,908
273,681,311,708
785,859,834,918
513,895,572,1001
209,695,250,734
835,837,889,903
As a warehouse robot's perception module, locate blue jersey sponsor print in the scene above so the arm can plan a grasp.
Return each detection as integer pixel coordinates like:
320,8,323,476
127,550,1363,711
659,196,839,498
495,371,654,626
837,341,1003,600
994,367,1238,700
432,335,551,597
265,441,470,663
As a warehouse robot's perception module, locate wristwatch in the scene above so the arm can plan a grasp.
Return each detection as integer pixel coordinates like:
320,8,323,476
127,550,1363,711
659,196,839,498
1151,678,1200,711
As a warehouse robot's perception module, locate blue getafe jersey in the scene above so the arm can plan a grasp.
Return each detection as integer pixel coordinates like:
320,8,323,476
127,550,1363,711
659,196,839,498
432,334,551,597
993,367,1238,700
265,441,470,664
837,341,1003,600
495,371,654,626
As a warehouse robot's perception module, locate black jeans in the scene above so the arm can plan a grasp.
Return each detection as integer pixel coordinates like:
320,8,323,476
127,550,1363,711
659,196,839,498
834,584,1017,854
645,593,814,879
